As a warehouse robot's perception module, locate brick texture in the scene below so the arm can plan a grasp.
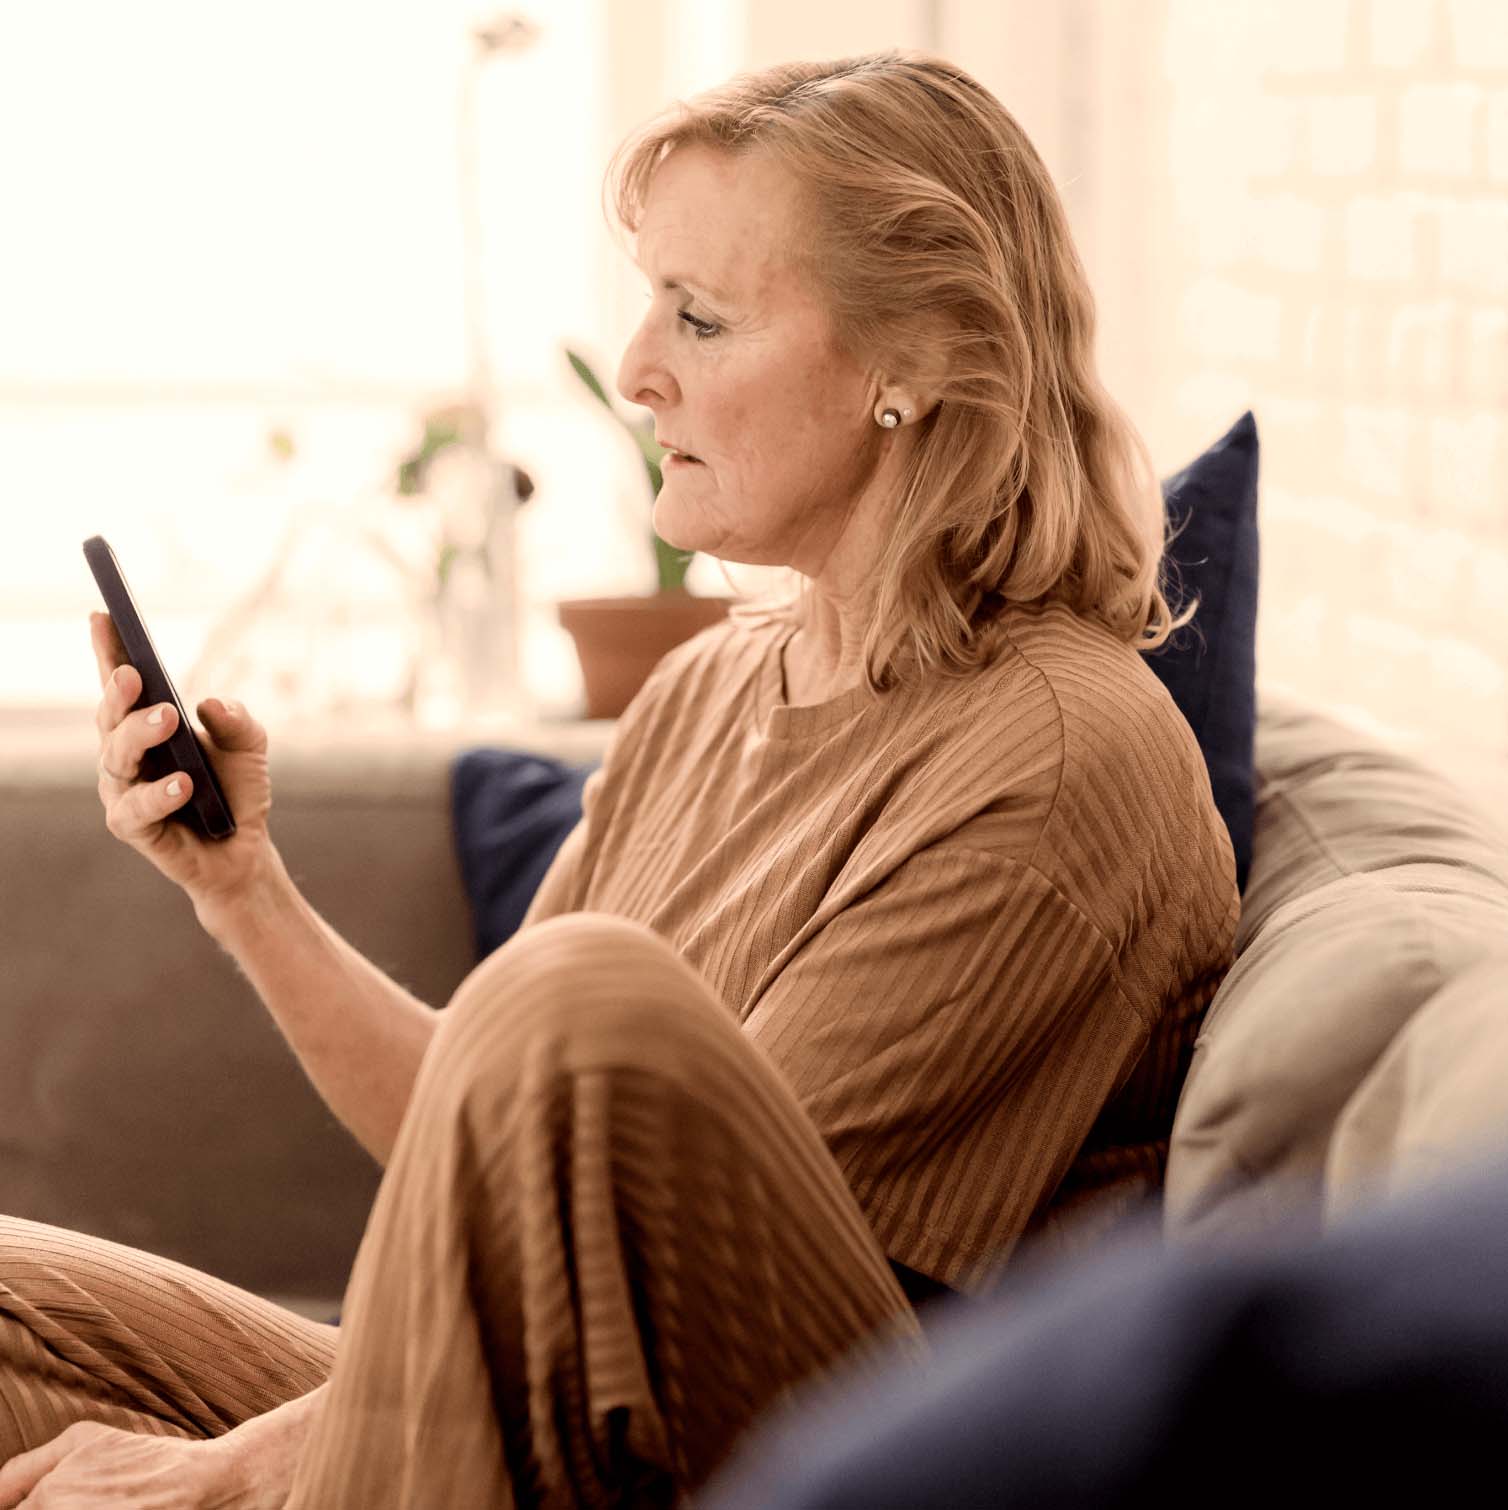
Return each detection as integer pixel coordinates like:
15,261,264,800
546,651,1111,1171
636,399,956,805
1145,0,1508,755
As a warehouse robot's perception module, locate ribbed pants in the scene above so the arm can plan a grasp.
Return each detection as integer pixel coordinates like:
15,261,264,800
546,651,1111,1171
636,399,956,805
0,912,922,1506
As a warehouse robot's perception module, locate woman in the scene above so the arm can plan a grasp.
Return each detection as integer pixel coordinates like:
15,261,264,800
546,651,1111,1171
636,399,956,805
0,51,1238,1509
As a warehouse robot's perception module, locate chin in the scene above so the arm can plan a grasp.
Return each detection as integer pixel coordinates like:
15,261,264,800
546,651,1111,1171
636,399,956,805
650,493,700,553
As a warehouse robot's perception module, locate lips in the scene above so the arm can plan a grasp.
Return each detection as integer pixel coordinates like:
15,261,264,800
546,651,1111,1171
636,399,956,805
658,438,702,462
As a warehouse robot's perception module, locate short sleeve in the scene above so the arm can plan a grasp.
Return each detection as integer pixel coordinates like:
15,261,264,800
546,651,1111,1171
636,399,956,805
742,843,1149,1291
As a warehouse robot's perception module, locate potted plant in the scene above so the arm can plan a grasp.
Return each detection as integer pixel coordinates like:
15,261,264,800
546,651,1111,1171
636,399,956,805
557,349,733,717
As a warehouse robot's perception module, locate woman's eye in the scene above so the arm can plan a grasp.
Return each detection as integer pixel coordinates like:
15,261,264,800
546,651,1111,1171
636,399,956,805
678,311,720,341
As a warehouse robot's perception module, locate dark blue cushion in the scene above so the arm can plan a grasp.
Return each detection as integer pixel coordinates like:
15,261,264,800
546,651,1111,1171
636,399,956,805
702,1149,1508,1508
450,748,599,958
1145,411,1260,896
449,414,1260,958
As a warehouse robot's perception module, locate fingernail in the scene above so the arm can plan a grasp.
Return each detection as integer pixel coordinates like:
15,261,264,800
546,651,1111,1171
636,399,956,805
147,706,164,725
222,700,239,716
166,778,182,797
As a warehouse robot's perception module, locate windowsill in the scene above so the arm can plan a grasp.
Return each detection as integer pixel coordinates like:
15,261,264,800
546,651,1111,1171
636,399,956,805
0,702,617,794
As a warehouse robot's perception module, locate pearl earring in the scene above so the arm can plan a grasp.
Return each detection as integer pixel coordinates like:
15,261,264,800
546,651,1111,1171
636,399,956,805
879,408,902,428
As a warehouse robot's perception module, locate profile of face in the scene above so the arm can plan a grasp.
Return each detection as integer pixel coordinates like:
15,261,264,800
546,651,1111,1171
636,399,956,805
615,144,902,586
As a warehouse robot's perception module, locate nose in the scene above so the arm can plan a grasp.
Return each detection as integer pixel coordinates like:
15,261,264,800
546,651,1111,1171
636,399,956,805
615,305,677,416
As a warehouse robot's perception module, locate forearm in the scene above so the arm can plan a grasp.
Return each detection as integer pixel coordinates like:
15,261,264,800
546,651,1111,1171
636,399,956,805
213,1379,331,1509
200,848,437,1167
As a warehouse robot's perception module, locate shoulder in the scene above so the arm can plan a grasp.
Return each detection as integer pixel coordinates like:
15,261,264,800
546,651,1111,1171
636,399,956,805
963,603,1224,877
994,601,1168,723
931,603,1194,784
917,594,1225,869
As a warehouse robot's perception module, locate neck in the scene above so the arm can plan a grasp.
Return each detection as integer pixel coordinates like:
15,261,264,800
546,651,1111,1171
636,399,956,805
778,588,875,706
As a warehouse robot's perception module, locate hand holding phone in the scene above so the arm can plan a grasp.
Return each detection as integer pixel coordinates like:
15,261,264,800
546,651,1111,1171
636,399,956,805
84,536,236,839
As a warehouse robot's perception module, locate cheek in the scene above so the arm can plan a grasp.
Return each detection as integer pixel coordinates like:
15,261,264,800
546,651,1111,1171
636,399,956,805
713,387,816,470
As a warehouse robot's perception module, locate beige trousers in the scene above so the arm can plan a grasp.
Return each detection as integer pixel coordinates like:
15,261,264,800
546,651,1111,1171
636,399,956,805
0,913,921,1506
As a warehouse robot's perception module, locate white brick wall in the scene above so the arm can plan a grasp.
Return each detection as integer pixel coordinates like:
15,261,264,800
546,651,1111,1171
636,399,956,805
1266,0,1355,75
1343,194,1422,280
1464,307,1508,400
1436,197,1508,296
1430,411,1503,520
1488,89,1508,179
1399,82,1484,176
1447,0,1508,70
1310,94,1380,175
1254,192,1329,275
1385,301,1453,398
1370,0,1437,69
1135,0,1508,755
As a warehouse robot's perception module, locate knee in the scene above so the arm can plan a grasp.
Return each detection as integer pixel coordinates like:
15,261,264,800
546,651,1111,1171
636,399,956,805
434,913,735,1088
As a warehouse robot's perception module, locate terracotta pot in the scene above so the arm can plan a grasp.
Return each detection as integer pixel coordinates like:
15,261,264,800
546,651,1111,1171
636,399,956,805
557,592,735,719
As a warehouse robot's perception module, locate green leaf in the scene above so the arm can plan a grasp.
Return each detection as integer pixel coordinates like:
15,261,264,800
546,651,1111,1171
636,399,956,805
653,532,693,593
567,344,696,582
396,417,466,496
396,458,424,496
565,349,614,411
632,424,667,480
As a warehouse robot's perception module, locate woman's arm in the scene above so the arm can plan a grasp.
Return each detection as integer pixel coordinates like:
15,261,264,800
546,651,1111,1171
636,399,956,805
214,1380,331,1508
199,852,437,1168
0,1383,331,1509
89,613,436,1167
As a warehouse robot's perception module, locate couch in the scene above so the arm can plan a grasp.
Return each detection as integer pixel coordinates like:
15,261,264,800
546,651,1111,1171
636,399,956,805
0,712,609,1317
2,687,1504,1322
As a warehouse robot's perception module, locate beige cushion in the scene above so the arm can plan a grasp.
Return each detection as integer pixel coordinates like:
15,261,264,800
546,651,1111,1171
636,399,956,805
1325,951,1508,1220
1165,689,1508,1243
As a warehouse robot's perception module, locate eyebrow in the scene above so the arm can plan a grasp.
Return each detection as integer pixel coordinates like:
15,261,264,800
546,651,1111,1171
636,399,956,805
636,260,732,306
662,275,728,301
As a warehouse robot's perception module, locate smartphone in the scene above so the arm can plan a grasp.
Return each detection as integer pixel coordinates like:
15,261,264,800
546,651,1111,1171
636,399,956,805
83,535,237,840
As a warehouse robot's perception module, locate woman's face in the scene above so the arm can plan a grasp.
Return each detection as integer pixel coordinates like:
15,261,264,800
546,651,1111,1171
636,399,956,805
615,145,893,580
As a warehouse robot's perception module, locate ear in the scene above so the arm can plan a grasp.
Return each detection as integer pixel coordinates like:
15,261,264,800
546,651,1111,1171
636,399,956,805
868,341,946,424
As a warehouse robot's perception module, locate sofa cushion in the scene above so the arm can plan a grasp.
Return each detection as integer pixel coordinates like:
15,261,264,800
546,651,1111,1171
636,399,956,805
451,748,596,958
1325,950,1508,1221
1143,410,1261,897
1165,690,1508,1242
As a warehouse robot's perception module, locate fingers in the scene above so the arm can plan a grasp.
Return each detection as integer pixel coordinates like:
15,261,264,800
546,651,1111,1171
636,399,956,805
197,696,267,756
94,661,142,739
97,699,179,789
0,1420,93,1506
103,769,194,843
88,611,128,690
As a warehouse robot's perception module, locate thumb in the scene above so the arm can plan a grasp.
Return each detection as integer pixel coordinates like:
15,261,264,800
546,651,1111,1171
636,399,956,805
197,697,267,754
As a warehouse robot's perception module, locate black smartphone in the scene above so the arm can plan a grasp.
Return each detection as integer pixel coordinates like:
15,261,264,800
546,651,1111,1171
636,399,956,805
83,535,237,840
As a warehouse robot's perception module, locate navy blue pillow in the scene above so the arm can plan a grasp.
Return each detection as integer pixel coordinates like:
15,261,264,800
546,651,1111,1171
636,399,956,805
450,413,1260,958
1143,411,1260,896
450,748,599,958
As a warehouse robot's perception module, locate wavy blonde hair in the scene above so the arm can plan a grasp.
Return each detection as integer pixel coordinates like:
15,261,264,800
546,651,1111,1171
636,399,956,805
605,50,1198,696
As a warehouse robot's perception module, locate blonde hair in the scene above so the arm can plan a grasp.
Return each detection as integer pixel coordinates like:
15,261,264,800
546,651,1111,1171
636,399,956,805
605,50,1198,696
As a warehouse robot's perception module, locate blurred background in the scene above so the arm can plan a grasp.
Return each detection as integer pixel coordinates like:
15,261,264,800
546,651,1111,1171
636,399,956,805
3,0,1504,758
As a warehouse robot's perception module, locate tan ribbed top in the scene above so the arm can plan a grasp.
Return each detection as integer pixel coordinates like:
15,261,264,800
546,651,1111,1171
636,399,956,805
521,600,1240,1291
